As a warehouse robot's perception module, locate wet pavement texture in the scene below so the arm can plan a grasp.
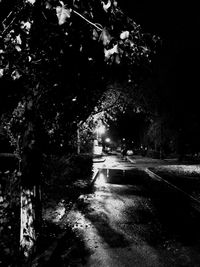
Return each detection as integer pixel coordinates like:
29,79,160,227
63,156,200,266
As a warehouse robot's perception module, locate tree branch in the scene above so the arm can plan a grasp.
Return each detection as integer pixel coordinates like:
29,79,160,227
91,92,122,117
73,10,103,31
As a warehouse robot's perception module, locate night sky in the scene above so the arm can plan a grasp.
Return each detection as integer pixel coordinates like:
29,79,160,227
119,1,200,96
109,1,200,145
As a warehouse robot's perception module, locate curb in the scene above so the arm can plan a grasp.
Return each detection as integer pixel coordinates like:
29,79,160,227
127,156,136,164
90,168,100,186
92,157,106,163
145,168,200,213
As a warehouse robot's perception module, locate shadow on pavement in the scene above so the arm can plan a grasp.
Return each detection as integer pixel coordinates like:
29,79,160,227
86,212,130,248
97,168,200,248
43,224,91,267
99,168,149,185
76,196,131,249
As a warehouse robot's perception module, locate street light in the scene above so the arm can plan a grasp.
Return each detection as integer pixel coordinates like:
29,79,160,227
96,125,105,135
93,125,106,155
96,125,106,142
105,137,111,143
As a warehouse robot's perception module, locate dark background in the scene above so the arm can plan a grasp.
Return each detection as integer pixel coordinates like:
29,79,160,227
119,1,200,99
117,1,200,142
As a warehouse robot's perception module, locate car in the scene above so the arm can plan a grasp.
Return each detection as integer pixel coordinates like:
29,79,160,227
126,150,133,156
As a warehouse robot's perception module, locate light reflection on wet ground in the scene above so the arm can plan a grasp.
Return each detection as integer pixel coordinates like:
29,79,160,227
66,169,165,266
96,168,150,186
65,165,200,266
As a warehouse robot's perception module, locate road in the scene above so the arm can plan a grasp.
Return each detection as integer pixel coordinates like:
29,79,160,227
64,155,200,266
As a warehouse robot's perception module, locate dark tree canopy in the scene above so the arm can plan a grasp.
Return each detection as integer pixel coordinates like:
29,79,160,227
0,0,160,153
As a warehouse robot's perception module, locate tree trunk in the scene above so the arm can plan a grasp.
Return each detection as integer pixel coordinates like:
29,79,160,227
20,107,42,260
77,127,80,154
20,187,36,258
159,123,163,159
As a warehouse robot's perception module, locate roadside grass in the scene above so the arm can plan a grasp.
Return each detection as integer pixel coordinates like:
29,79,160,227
42,153,93,207
150,165,200,178
36,153,93,263
149,165,200,200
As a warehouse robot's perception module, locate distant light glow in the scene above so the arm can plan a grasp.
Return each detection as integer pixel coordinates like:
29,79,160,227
105,137,111,143
96,125,106,134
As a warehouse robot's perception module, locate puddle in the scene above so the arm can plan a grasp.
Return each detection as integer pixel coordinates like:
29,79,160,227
96,168,148,186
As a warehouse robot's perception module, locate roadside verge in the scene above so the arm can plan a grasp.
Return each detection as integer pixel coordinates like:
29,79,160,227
32,168,100,266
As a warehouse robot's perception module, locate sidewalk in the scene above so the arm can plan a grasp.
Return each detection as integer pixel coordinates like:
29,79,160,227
35,154,200,266
50,154,200,267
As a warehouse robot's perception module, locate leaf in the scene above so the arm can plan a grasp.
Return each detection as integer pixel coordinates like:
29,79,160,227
115,54,120,64
100,28,111,46
92,29,99,40
15,45,21,52
45,1,52,9
120,30,129,40
11,70,21,80
16,35,22,45
0,69,4,78
102,0,111,12
104,44,118,59
26,0,36,4
141,46,149,52
56,1,71,25
21,21,32,33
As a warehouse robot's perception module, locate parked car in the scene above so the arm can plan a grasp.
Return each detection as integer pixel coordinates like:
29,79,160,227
127,150,133,156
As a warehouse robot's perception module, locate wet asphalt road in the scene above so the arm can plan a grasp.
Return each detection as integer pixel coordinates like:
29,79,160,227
66,156,200,266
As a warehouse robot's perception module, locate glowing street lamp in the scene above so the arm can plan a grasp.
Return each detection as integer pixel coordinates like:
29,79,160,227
93,125,106,155
96,125,106,135
96,125,106,141
105,137,111,143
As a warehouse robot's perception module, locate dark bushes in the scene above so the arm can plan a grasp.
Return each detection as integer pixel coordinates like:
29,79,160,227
42,153,93,204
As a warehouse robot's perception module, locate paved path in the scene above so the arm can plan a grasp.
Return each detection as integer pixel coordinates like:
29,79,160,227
67,169,164,266
93,154,136,170
64,155,200,267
